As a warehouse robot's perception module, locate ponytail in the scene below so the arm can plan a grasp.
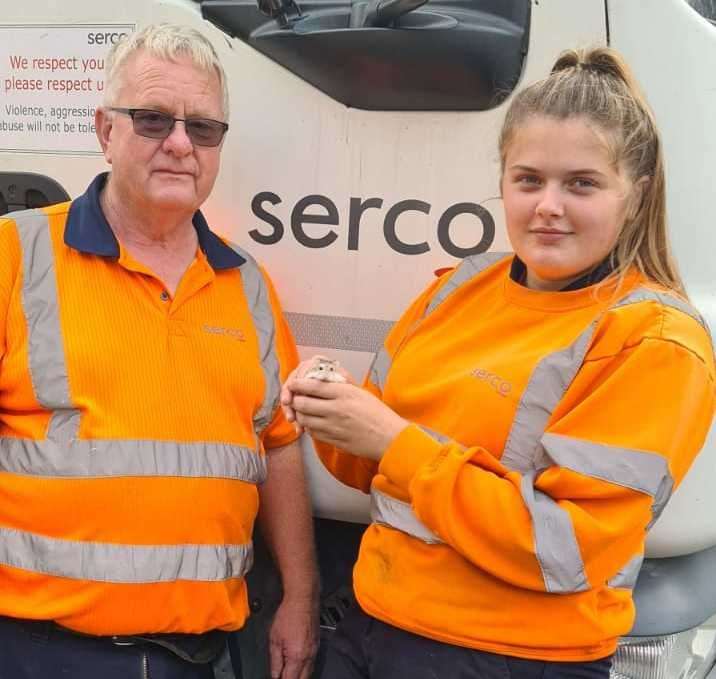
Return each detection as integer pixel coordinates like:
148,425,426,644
499,47,686,297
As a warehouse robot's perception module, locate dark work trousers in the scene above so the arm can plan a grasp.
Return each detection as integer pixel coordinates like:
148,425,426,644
320,604,613,679
0,616,239,679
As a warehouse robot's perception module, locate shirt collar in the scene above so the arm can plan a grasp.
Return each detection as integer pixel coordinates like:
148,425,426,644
509,255,614,291
64,172,245,270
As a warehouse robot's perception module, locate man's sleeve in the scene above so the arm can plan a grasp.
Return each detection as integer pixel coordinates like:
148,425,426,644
378,324,715,592
0,218,21,364
314,273,453,494
259,267,302,451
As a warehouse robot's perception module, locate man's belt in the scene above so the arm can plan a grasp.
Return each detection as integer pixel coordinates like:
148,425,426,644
4,616,228,664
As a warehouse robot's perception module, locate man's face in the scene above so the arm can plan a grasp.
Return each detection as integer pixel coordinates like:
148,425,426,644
96,51,225,216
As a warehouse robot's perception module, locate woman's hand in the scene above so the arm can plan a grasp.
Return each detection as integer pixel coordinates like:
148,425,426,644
284,377,408,461
280,356,353,431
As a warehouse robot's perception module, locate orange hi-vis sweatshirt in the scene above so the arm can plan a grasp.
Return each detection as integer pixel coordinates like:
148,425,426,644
316,252,715,662
0,174,299,635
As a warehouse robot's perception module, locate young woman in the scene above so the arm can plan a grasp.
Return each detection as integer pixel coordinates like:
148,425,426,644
281,48,715,678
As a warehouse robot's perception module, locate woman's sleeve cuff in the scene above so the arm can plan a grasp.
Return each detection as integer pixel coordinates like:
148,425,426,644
378,423,444,494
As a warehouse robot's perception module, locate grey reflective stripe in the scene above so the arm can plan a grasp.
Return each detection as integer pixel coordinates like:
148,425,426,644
523,429,672,593
502,322,597,473
13,209,81,446
613,288,710,336
520,470,589,593
370,428,451,547
0,526,253,583
285,312,393,353
541,432,672,498
541,433,674,526
370,489,443,545
369,347,391,392
0,438,267,483
590,287,704,525
228,243,280,435
502,285,711,476
648,471,675,529
418,425,451,445
608,553,644,590
371,473,589,592
425,252,510,317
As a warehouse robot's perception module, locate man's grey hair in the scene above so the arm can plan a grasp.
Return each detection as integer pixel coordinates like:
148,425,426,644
103,23,230,118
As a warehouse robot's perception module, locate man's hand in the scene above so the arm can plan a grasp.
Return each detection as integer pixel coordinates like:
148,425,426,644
268,594,319,679
288,378,408,461
258,441,319,679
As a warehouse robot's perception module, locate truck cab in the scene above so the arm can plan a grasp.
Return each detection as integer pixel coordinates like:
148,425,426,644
1,1,715,676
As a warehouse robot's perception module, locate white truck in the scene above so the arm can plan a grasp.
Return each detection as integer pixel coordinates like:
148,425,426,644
1,1,715,677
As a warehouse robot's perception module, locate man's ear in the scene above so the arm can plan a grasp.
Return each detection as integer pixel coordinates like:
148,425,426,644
95,107,113,163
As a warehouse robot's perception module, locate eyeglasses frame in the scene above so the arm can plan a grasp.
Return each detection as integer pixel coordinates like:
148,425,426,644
107,107,229,147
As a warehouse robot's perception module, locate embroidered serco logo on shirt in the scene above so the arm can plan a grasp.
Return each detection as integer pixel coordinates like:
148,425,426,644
472,368,512,397
202,325,246,341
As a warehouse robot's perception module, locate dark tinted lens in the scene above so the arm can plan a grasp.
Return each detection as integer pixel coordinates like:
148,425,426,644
132,110,174,138
185,118,227,147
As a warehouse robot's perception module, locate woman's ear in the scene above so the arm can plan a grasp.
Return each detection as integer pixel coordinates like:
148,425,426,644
627,175,651,221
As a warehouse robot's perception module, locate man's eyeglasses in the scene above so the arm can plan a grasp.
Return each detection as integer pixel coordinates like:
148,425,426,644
108,108,229,147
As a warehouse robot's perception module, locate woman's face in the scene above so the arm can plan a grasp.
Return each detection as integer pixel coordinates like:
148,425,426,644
501,115,636,291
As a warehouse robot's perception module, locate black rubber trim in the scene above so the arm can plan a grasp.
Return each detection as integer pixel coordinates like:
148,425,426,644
0,172,70,216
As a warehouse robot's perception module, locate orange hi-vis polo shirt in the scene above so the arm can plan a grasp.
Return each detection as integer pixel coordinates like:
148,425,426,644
0,173,299,635
316,252,715,662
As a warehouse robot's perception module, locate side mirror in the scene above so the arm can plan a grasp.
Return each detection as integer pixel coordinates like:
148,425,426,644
257,0,302,28
350,0,429,28
201,0,531,111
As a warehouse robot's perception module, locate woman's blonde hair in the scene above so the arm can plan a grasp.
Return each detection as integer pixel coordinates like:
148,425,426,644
103,23,229,119
499,47,686,297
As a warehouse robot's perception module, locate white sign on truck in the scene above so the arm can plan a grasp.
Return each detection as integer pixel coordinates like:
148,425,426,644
0,24,133,155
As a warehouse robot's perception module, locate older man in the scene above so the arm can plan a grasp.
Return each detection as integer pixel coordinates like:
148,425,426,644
0,24,317,679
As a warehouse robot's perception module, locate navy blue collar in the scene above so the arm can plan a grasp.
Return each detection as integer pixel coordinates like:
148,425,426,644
64,173,245,270
509,255,614,292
